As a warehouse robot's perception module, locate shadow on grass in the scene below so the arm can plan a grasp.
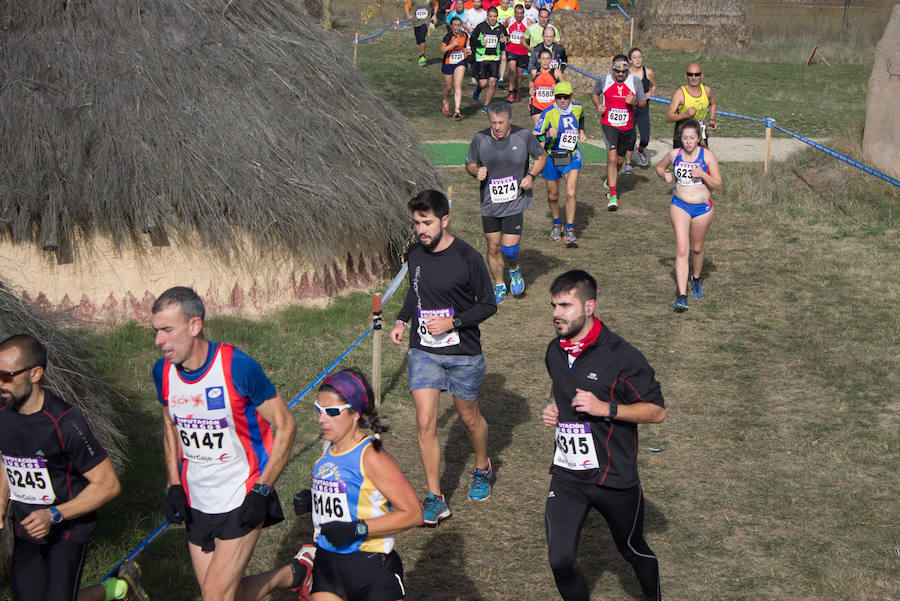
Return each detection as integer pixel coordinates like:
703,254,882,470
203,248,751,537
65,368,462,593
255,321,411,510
577,496,669,600
437,372,530,504
405,529,486,601
519,247,566,288
658,256,719,288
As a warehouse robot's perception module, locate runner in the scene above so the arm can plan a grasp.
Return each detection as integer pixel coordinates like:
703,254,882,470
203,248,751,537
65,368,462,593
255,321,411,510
308,369,422,600
440,16,471,118
528,47,564,126
465,100,546,301
533,81,585,247
655,119,723,312
470,7,509,111
495,0,515,89
0,334,148,601
463,0,487,91
520,0,540,23
503,4,532,102
527,25,567,75
665,62,718,148
623,47,656,173
152,287,311,601
405,0,439,67
541,270,666,601
444,0,467,31
590,54,646,210
389,190,497,525
526,8,559,48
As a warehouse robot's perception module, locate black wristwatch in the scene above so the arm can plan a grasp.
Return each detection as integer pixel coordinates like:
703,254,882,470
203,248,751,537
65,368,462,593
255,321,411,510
607,401,618,419
452,316,463,329
252,483,272,497
355,520,369,538
49,506,64,525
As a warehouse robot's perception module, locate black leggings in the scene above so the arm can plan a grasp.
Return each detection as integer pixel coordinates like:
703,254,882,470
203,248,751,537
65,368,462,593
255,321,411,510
545,474,660,601
12,537,88,601
628,106,650,152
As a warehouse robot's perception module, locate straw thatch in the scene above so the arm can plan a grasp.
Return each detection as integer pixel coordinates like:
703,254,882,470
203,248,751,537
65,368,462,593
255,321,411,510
635,0,750,50
0,0,442,314
552,7,626,61
0,279,125,576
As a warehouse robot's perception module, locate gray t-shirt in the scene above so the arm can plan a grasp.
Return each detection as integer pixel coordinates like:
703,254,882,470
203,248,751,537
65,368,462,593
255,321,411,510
465,125,544,217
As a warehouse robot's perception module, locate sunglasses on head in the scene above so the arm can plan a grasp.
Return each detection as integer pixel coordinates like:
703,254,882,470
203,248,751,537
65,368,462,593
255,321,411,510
686,71,702,76
314,401,353,417
0,365,39,383
555,93,571,99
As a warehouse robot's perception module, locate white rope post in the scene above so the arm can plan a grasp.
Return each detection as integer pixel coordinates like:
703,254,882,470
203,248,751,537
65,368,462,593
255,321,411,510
764,118,774,175
371,293,383,406
396,19,401,52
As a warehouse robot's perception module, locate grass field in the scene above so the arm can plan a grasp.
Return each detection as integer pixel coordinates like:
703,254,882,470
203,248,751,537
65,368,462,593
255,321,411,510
2,2,897,600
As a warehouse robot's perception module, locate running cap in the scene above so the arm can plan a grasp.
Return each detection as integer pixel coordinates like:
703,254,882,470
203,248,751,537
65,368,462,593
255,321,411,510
554,81,573,96
321,370,369,414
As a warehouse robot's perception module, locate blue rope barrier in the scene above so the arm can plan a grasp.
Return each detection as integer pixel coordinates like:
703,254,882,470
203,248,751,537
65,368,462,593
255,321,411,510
102,520,171,580
288,326,374,409
612,3,631,20
770,123,900,187
352,18,413,45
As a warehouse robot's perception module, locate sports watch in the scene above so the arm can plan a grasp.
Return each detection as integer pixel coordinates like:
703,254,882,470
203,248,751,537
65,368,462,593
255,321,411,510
355,520,369,539
452,316,463,329
607,400,618,420
252,483,272,497
49,506,64,525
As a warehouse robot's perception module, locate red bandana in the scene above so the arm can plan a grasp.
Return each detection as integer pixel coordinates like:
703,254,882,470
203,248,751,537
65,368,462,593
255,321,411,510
558,318,603,358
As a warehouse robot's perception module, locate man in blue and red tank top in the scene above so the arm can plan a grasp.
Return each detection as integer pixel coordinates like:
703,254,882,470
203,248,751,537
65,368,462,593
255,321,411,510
590,54,646,211
151,286,309,601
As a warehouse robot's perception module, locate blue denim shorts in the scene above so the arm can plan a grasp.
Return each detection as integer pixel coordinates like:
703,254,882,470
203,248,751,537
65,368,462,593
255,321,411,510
408,348,485,401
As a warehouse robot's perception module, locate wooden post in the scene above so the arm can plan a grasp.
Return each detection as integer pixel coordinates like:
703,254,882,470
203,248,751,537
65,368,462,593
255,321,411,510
629,18,634,49
371,293,383,406
354,32,359,65
396,19,400,51
764,118,773,176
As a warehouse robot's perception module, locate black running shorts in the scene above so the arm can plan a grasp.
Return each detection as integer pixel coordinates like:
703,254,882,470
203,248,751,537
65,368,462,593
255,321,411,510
186,490,284,552
312,548,406,601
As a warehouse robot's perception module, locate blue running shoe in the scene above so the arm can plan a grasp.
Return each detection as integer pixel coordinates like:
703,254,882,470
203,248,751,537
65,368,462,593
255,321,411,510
673,295,688,312
473,87,481,101
480,104,489,113
493,283,507,304
422,493,450,525
509,267,525,295
690,275,703,299
468,459,492,501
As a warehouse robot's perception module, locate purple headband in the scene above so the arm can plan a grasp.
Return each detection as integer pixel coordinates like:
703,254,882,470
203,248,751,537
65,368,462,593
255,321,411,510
321,371,369,414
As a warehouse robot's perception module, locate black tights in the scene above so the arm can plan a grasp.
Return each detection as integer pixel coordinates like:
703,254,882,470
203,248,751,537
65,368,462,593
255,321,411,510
545,475,660,601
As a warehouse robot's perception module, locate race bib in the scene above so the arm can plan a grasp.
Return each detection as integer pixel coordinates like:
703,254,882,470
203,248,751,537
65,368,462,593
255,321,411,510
535,87,553,103
2,454,56,504
311,477,351,530
449,50,465,65
484,34,498,49
488,175,518,203
607,107,629,127
552,422,599,471
558,130,578,151
510,30,523,44
417,308,459,348
549,59,559,70
415,8,428,19
174,415,236,464
700,120,707,139
674,162,702,186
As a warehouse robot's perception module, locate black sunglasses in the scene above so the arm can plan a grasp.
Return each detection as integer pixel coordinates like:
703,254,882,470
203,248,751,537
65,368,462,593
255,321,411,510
0,365,39,383
613,69,628,74
686,71,702,76
555,93,571,99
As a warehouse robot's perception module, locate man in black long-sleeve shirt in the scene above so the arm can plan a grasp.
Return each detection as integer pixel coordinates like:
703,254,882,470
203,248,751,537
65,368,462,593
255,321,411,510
390,190,497,526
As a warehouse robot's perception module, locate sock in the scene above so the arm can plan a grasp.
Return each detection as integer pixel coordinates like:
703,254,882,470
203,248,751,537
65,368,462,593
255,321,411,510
565,223,574,230
609,185,617,197
553,217,561,225
102,578,128,601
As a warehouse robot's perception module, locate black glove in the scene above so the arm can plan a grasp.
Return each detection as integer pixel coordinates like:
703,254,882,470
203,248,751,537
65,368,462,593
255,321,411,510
161,485,188,524
321,520,367,547
238,490,268,529
293,489,312,516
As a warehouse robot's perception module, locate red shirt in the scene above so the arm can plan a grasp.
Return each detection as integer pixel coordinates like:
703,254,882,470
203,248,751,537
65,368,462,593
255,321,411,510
596,74,640,130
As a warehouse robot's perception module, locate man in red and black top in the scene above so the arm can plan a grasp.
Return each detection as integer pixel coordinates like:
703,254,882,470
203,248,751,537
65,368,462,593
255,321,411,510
541,270,665,601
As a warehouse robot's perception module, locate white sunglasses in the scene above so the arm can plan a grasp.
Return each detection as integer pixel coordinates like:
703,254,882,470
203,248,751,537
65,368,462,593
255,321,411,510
314,401,353,417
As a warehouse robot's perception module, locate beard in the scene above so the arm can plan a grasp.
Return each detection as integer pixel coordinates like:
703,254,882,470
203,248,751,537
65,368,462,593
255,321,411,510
422,228,444,252
1,380,32,410
554,313,586,339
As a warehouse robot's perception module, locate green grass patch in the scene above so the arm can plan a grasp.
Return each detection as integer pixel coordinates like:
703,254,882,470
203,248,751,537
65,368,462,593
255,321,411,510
422,141,607,165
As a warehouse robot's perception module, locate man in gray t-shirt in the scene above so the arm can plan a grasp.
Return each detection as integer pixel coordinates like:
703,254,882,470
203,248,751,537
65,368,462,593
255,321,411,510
465,100,545,304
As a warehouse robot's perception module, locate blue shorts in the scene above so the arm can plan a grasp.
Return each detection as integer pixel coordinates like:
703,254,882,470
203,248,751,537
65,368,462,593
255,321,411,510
442,61,467,75
671,194,712,218
408,348,485,401
542,148,583,181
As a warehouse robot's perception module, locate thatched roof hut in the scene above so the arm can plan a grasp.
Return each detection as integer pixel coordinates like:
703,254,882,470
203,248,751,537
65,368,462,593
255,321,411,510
0,0,442,321
635,0,750,50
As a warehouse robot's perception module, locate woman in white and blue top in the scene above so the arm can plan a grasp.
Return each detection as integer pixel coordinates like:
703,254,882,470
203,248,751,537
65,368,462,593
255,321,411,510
309,369,422,601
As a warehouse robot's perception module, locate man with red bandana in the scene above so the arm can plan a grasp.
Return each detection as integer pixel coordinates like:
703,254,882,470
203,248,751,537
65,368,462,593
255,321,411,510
590,54,646,210
541,270,666,601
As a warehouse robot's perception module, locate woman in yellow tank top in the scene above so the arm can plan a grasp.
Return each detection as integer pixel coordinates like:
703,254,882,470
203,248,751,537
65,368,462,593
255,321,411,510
665,61,718,148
